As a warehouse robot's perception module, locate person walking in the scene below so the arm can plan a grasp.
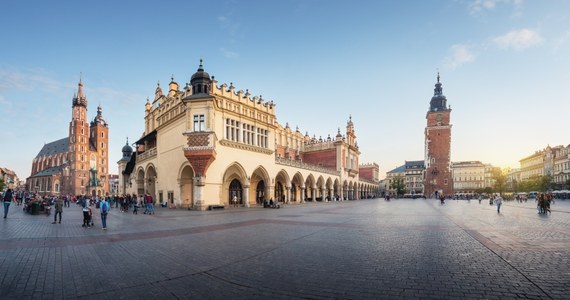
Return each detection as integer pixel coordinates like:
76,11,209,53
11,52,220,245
3,187,14,218
52,196,64,224
495,194,503,213
100,197,110,230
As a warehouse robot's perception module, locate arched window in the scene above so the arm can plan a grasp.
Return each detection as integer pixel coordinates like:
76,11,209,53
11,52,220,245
229,179,242,205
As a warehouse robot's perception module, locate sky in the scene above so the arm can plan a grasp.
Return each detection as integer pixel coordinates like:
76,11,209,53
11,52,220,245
1,0,569,181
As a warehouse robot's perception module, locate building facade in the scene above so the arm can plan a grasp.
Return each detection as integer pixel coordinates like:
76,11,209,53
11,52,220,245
27,79,110,197
452,161,485,195
405,160,424,195
553,145,570,188
424,74,453,197
385,165,405,196
120,61,379,209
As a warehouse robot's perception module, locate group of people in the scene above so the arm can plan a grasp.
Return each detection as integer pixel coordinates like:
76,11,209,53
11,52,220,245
536,193,553,214
2,189,158,230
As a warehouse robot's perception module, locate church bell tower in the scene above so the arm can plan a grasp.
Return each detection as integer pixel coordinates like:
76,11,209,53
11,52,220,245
424,73,453,198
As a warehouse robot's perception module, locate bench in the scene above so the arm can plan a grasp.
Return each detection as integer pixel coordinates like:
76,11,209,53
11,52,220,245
208,205,225,210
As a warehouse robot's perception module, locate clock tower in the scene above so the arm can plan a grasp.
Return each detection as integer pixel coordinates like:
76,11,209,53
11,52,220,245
424,73,453,198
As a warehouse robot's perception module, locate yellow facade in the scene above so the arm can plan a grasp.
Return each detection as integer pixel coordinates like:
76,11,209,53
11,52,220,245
119,61,379,209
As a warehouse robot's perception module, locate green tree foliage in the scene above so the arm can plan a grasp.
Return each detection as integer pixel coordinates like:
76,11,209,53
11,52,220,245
492,169,507,194
389,175,406,197
0,178,5,191
518,175,555,192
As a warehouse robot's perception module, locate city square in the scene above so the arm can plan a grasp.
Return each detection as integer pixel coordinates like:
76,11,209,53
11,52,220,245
1,1,570,299
1,198,568,299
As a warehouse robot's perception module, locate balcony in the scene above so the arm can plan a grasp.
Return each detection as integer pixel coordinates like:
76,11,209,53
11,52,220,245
136,147,157,163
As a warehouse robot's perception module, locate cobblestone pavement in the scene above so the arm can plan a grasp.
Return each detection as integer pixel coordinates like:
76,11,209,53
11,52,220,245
1,198,569,299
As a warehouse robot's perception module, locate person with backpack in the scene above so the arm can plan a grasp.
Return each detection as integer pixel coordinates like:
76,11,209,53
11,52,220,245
3,187,14,218
100,197,110,230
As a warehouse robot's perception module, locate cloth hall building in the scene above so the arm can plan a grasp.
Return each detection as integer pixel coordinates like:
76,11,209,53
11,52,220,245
118,61,379,210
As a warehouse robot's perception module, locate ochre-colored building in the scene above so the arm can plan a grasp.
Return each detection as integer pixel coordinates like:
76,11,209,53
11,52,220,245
27,79,110,197
424,74,453,197
119,60,379,209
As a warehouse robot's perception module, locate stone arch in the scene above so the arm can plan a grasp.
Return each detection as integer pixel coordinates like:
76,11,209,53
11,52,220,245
145,164,158,201
291,172,304,203
305,174,316,202
316,176,325,201
333,179,340,201
251,166,271,206
178,163,194,208
275,169,290,203
135,167,146,196
222,162,248,206
325,177,333,201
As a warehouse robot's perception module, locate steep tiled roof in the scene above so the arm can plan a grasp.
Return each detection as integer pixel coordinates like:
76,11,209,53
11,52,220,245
36,137,68,157
29,166,63,178
387,165,405,174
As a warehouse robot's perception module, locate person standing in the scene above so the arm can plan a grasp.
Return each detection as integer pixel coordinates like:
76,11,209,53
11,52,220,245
82,198,91,228
52,196,64,224
232,195,238,208
3,187,14,218
495,194,503,213
100,197,110,230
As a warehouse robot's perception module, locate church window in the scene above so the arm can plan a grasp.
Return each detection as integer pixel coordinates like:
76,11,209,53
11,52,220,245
101,142,105,148
101,132,104,138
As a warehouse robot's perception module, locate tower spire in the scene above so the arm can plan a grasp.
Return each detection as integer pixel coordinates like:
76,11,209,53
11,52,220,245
73,75,87,107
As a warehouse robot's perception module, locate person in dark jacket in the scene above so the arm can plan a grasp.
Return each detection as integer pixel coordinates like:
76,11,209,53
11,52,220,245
3,187,14,218
52,196,64,224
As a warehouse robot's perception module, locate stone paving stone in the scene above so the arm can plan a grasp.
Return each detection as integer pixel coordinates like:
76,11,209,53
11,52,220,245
1,199,569,299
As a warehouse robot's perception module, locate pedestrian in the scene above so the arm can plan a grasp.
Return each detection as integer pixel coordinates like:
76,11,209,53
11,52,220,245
232,195,238,208
100,197,110,230
82,199,91,228
52,196,64,224
3,187,14,218
495,194,503,213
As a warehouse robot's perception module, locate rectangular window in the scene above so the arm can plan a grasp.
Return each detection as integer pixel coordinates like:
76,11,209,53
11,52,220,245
193,114,205,132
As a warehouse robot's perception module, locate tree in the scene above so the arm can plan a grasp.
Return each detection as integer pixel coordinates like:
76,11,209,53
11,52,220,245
0,178,4,191
538,175,554,192
389,175,406,197
492,169,507,194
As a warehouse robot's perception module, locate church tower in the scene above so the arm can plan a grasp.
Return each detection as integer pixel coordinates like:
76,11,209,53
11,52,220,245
89,104,109,196
68,78,90,195
424,73,453,198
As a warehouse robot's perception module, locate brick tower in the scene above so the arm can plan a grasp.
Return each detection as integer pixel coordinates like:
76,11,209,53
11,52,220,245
424,73,453,198
68,79,90,196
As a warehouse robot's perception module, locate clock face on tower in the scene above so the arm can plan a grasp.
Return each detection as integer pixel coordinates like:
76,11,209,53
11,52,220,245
436,114,443,121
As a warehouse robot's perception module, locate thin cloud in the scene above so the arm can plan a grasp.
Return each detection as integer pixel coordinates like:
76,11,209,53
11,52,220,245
493,28,543,51
552,30,570,53
468,0,524,16
0,68,67,93
220,48,239,59
444,44,476,69
0,95,12,110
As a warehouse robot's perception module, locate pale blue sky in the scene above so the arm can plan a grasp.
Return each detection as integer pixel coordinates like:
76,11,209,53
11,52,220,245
1,0,569,180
